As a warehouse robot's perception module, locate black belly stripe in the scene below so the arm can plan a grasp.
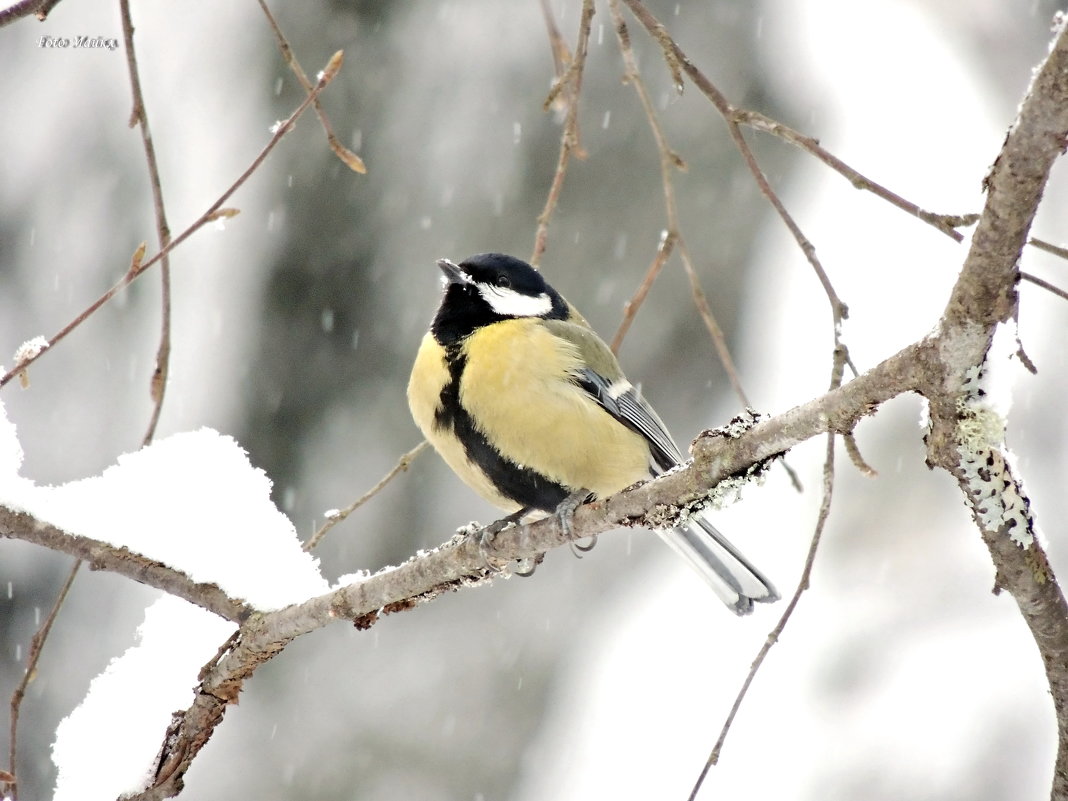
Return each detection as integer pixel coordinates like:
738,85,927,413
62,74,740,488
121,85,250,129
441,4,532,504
434,346,570,513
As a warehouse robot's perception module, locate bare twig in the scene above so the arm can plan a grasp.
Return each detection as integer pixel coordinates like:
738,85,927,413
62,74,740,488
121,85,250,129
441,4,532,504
606,0,807,491
606,0,751,406
725,120,852,348
304,440,428,552
725,91,860,393
119,0,173,446
604,0,679,354
607,0,684,219
0,51,344,391
692,435,838,799
257,0,365,174
0,0,46,27
843,431,877,477
677,240,753,406
606,0,802,496
689,345,849,800
538,0,573,117
731,109,978,242
5,559,80,801
531,0,594,267
1021,271,1068,302
610,231,676,353
1028,236,1068,262
620,0,975,246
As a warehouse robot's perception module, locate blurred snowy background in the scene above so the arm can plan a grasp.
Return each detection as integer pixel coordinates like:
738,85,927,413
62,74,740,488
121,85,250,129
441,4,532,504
2,0,1067,799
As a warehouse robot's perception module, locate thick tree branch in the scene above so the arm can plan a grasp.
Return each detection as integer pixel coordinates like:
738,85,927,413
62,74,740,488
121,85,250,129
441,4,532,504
918,20,1068,801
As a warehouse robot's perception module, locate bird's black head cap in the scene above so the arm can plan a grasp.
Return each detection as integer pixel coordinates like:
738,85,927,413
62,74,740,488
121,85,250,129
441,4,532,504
430,253,568,345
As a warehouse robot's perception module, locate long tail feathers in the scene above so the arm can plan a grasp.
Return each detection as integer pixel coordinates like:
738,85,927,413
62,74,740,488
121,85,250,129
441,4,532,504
654,516,778,615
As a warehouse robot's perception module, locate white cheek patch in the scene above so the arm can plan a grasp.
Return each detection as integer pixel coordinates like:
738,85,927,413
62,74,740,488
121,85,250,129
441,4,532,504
478,285,553,317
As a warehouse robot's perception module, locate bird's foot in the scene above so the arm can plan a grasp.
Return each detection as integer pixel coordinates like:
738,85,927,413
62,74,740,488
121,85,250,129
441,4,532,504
556,490,597,557
475,508,527,574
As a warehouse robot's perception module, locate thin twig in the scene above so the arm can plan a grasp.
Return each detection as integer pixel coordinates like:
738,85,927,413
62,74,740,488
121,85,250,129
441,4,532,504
689,435,836,799
726,121,850,332
0,51,344,391
531,0,594,267
605,0,678,354
119,0,173,446
610,231,676,353
0,0,45,27
843,431,877,477
538,0,573,117
256,0,365,174
606,0,751,406
606,0,806,490
689,345,848,801
722,118,861,386
304,441,428,552
1021,271,1068,302
731,109,977,242
677,241,753,407
620,0,975,246
6,559,81,801
1028,236,1068,262
607,0,684,219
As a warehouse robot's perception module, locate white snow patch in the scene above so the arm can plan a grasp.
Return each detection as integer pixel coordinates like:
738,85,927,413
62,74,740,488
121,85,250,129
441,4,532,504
51,596,235,801
13,334,49,364
1,409,327,609
1,399,332,798
0,398,26,495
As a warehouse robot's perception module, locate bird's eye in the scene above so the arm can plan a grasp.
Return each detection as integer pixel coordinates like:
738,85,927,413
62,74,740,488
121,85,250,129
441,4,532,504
496,275,512,289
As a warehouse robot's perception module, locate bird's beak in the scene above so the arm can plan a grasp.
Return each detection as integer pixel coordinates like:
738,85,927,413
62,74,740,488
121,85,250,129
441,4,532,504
437,258,469,285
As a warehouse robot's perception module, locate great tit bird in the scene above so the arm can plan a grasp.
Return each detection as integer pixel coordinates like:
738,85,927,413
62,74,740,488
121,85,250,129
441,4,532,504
407,253,778,614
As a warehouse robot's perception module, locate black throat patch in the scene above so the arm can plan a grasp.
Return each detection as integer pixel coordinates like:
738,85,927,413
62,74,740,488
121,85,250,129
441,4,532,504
431,284,502,346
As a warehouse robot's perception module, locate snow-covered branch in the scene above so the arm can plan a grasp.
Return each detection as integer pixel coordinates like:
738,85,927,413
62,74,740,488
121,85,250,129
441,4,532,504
0,506,248,623
0,334,927,799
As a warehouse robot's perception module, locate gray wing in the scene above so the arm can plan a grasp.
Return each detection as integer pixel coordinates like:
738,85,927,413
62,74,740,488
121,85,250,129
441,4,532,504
546,322,778,614
575,368,684,473
539,317,685,473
